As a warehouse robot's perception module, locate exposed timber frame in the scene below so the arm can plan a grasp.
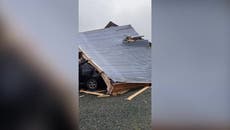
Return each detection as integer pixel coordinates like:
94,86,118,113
79,48,114,94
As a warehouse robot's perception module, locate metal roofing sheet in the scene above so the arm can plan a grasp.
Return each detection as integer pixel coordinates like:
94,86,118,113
77,25,151,83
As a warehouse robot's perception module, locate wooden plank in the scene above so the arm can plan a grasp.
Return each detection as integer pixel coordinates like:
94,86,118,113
80,90,104,96
126,86,150,101
97,95,110,98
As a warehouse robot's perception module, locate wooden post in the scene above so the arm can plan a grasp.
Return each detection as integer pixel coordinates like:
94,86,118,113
126,86,150,101
80,90,104,96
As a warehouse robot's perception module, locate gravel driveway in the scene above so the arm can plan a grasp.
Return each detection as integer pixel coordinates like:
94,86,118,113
80,89,151,130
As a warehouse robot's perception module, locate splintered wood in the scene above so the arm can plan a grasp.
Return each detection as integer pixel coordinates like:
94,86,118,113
126,86,150,101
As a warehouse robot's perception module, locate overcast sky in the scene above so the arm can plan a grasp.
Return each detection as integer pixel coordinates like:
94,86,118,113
79,0,151,41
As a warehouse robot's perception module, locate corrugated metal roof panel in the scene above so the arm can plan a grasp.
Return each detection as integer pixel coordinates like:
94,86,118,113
77,25,151,83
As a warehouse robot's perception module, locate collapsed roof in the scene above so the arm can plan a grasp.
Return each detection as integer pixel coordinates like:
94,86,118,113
77,22,151,94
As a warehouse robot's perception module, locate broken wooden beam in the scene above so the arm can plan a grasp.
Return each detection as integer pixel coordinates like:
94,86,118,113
97,95,110,98
80,90,105,96
80,90,110,98
126,86,150,101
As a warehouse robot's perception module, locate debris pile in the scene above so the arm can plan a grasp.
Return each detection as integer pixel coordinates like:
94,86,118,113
77,22,151,96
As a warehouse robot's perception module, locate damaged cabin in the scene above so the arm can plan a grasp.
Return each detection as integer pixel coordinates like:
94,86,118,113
77,22,151,95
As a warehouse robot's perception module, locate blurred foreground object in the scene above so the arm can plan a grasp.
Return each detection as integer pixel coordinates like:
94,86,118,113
152,0,230,130
0,13,78,130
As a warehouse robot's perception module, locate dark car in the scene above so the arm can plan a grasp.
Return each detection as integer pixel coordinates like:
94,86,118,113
79,59,106,91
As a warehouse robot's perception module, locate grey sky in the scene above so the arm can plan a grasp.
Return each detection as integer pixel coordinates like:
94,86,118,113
79,0,151,41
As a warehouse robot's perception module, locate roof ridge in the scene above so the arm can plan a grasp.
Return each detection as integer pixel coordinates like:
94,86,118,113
79,24,132,34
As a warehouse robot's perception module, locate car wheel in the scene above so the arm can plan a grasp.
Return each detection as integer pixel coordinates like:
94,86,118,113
86,78,98,91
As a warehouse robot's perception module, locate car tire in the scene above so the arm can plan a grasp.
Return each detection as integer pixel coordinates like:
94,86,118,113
86,78,98,91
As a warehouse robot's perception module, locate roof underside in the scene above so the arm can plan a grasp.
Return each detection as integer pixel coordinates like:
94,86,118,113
77,25,151,83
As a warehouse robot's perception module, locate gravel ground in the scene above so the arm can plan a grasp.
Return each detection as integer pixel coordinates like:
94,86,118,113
79,88,151,130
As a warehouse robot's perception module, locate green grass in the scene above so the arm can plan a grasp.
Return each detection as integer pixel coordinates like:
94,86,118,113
80,89,151,130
